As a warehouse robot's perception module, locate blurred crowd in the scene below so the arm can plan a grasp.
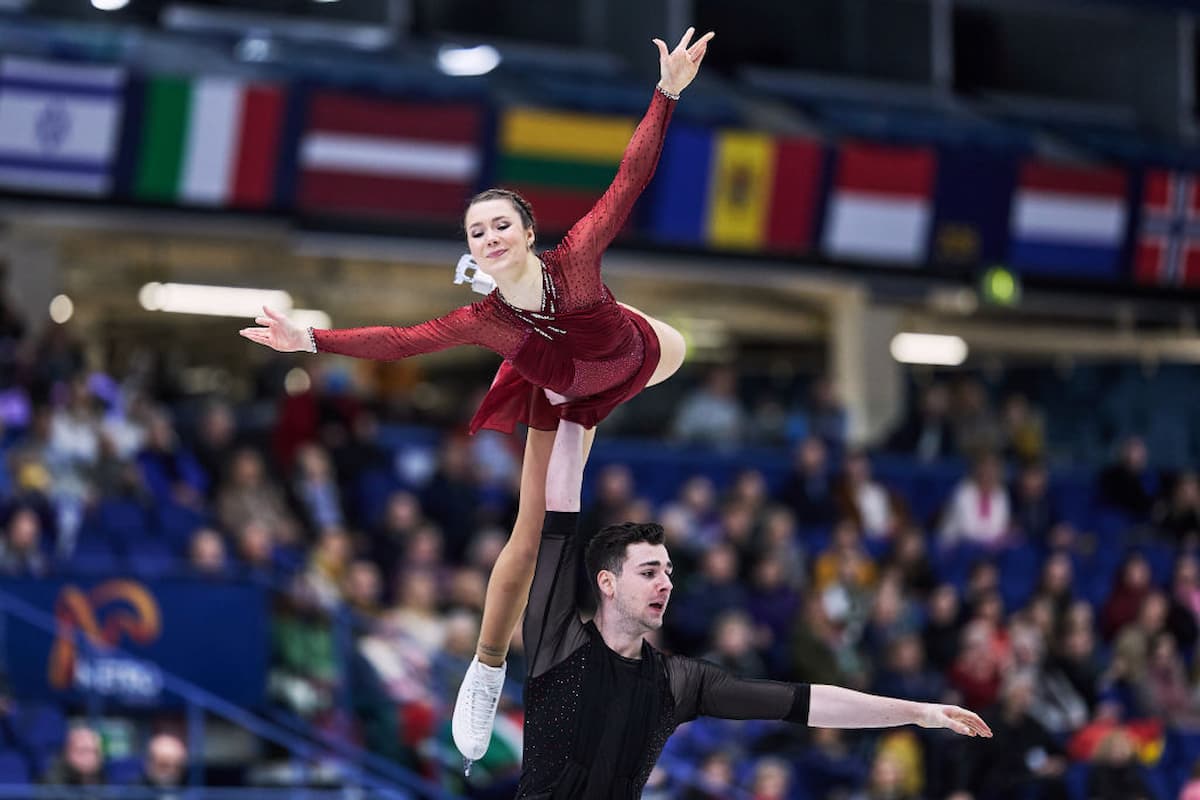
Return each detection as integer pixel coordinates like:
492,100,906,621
3,293,1200,800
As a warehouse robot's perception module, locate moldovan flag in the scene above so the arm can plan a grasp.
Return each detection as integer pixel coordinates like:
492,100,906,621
497,107,634,233
1008,161,1128,279
821,143,937,265
0,57,125,196
298,91,483,222
648,124,823,252
1134,169,1200,288
132,75,286,208
706,131,822,251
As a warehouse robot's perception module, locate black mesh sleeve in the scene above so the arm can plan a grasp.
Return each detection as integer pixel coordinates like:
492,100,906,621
523,511,590,679
667,655,811,725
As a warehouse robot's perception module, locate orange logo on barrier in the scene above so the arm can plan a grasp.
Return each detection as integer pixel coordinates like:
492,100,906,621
48,580,161,689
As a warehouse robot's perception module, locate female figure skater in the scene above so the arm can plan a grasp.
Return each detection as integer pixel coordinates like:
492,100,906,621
239,26,713,764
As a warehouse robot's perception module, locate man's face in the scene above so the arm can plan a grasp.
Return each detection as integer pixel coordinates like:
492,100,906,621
606,543,673,631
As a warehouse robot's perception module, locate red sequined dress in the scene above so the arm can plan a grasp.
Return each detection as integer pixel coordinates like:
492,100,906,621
311,89,675,434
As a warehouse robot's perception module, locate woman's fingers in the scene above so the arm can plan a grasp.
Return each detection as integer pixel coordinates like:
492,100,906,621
676,26,694,51
687,31,715,54
262,305,286,322
652,37,669,60
255,316,272,327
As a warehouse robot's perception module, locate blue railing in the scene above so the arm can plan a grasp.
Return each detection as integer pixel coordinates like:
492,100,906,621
0,588,462,800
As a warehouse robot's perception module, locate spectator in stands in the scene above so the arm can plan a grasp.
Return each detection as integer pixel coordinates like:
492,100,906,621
1034,552,1075,627
234,520,277,580
951,377,1003,458
849,750,919,800
957,672,1068,800
304,527,353,611
1001,393,1044,464
671,365,746,447
1045,615,1104,715
1101,553,1155,640
681,750,736,800
861,574,922,662
1084,729,1152,800
778,436,837,526
922,584,964,672
1098,435,1157,518
385,570,446,656
343,559,384,619
1180,761,1200,800
328,411,392,529
1143,630,1200,728
835,450,907,540
884,526,937,597
813,520,878,594
368,490,426,581
939,453,1011,549
190,400,238,497
701,610,767,679
0,506,47,576
658,475,717,552
949,619,1007,711
747,555,802,678
665,541,747,654
886,381,956,463
136,408,208,509
757,505,805,584
791,590,855,687
1169,554,1200,653
188,527,229,579
1010,461,1061,544
871,633,946,705
1111,591,1170,705
727,467,769,523
217,448,302,547
138,732,187,793
419,434,481,563
41,724,105,790
1156,470,1200,546
579,463,636,541
291,442,345,532
746,756,792,800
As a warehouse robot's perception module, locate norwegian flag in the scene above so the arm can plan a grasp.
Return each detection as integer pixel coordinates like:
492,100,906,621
1135,169,1200,287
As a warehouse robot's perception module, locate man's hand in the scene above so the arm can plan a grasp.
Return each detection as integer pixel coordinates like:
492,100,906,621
916,703,993,737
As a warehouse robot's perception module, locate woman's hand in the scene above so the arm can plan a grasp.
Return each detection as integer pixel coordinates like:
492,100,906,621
653,26,714,97
239,306,312,353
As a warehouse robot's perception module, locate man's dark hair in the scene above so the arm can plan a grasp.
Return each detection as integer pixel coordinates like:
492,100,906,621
584,522,666,598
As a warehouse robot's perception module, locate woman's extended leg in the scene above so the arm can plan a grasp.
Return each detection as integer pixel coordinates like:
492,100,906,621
619,303,687,388
454,422,595,763
475,425,597,666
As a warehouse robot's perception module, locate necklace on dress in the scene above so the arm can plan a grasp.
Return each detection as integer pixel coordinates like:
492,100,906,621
496,260,565,339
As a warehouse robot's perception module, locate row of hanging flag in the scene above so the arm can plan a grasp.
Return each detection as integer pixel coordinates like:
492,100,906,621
1,55,1197,288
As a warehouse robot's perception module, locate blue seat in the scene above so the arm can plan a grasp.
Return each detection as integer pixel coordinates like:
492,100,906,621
0,751,30,783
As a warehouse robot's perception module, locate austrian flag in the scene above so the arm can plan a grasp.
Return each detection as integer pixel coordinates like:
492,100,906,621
1135,169,1200,288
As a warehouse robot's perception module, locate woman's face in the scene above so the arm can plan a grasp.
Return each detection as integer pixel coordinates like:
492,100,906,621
464,198,532,277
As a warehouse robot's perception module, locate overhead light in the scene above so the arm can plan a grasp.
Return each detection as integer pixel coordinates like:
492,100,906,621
92,0,129,9
284,368,312,396
436,44,501,77
138,282,293,318
49,294,74,324
889,332,968,366
236,34,276,63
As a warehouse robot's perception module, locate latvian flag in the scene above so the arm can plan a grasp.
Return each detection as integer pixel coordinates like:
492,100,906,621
297,91,483,223
820,142,937,266
1134,169,1200,288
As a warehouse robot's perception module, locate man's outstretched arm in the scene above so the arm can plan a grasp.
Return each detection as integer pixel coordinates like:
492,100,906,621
676,660,991,739
808,684,992,737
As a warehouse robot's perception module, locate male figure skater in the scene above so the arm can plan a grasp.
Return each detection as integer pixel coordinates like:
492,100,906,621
512,417,991,797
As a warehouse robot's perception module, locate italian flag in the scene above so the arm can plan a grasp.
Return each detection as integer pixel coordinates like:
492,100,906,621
133,76,285,208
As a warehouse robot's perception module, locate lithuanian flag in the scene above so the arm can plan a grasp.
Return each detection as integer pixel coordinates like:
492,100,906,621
497,107,635,233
